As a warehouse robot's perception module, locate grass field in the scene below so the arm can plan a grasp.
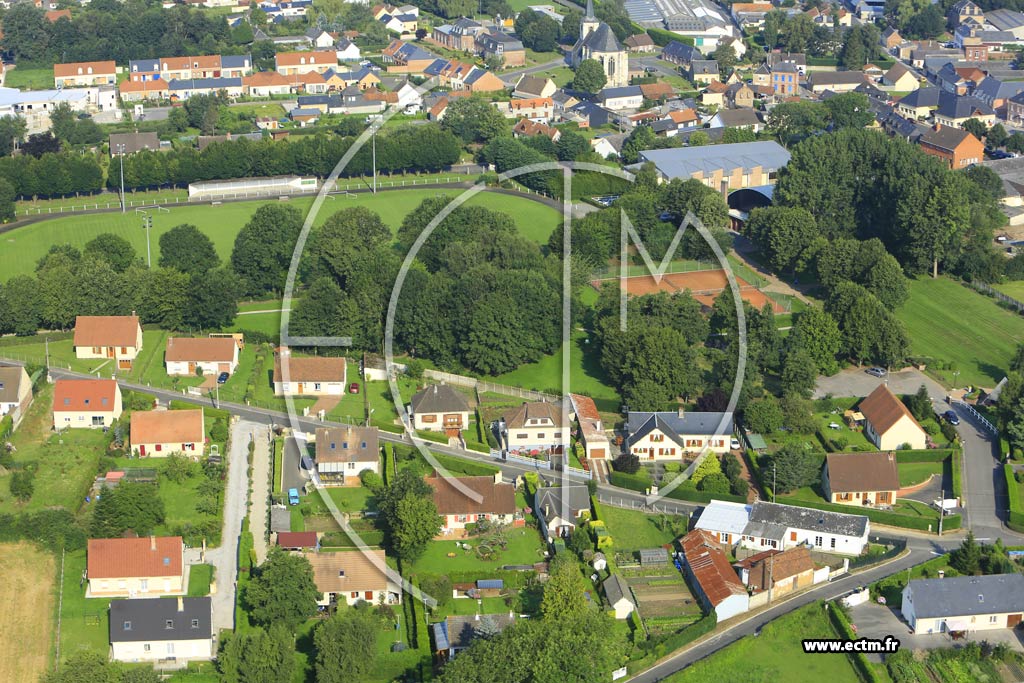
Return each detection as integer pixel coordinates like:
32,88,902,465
229,103,287,119
491,330,621,413
993,280,1024,301
59,550,111,660
407,527,545,574
0,189,561,281
665,602,862,683
897,461,943,487
5,67,54,90
598,506,684,552
0,542,56,683
187,564,214,597
896,277,1024,387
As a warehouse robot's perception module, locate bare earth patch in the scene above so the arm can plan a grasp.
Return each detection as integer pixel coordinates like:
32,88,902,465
0,542,56,683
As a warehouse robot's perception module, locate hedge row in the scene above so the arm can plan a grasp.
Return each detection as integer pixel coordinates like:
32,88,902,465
0,414,12,441
1005,464,1024,529
777,496,958,533
169,399,230,424
646,27,695,47
827,603,883,683
430,452,500,477
238,517,254,572
952,450,963,500
591,494,607,522
0,331,74,347
0,509,87,552
895,449,954,463
609,470,652,492
664,486,746,505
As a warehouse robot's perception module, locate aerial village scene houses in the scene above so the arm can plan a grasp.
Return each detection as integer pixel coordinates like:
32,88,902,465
7,0,1024,679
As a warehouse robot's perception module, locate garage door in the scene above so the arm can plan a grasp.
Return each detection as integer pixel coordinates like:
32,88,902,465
218,363,230,373
591,448,606,459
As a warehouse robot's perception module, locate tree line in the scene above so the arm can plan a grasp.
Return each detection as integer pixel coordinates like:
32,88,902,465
0,123,462,200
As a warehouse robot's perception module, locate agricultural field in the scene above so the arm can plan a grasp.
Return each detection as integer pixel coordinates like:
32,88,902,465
0,542,56,683
665,602,863,683
0,189,562,281
896,277,1024,387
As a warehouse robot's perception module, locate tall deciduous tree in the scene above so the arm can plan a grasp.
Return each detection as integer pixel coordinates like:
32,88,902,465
231,204,304,295
244,548,319,631
540,554,588,620
90,482,166,538
314,609,378,683
159,224,220,275
440,97,510,143
83,233,137,273
218,624,296,683
572,58,607,94
763,443,823,493
790,306,841,375
379,468,441,562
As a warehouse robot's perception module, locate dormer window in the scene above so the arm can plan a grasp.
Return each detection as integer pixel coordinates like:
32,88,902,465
84,399,90,406
123,621,132,631
165,620,174,629
64,398,70,405
191,619,200,628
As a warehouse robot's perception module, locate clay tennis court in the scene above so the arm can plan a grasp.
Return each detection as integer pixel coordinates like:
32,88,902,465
591,268,785,314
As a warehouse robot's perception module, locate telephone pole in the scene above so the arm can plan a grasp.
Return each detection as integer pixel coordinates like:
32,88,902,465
142,213,153,267
371,126,377,194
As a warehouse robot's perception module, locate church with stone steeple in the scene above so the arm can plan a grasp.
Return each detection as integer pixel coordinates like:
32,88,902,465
571,0,628,88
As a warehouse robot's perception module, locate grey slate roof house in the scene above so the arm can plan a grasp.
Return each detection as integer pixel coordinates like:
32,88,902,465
603,573,636,619
109,597,213,662
625,410,735,454
901,574,1024,634
535,484,591,539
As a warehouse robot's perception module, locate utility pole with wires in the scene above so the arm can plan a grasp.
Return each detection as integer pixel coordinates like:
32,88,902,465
142,213,152,267
371,124,377,194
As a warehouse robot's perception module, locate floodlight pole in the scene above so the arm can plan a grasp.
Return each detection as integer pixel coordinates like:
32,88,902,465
372,126,377,194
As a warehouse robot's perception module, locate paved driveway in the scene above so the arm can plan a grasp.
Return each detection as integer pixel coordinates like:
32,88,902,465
848,601,1024,660
814,368,947,407
204,418,260,634
282,436,310,495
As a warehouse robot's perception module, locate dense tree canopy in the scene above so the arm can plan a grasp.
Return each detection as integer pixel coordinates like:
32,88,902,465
159,224,221,275
244,549,319,631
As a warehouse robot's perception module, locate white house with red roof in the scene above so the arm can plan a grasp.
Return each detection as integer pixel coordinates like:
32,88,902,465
52,378,122,430
130,409,205,458
73,315,143,369
86,536,185,598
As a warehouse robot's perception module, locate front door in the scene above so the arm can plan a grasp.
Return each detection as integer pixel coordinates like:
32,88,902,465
297,383,305,394
106,347,115,358
188,361,196,374
139,445,146,456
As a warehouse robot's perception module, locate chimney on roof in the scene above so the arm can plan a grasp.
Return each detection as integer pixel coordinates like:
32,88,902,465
177,596,184,612
494,471,502,484
150,535,156,551
677,407,686,418
934,122,941,131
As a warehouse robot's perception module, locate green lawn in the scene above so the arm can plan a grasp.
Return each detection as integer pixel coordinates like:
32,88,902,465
897,461,943,487
664,602,862,683
433,596,509,618
896,277,1024,387
5,67,54,90
0,189,561,281
598,506,684,552
993,280,1024,301
58,550,111,661
407,527,546,575
532,65,575,87
491,330,621,413
230,103,286,119
187,564,214,597
0,386,107,514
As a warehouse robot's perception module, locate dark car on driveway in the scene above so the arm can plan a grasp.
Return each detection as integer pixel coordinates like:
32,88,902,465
943,410,960,426
217,372,229,384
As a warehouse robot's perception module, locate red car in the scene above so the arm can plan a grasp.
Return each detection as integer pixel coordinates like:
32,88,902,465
348,382,360,394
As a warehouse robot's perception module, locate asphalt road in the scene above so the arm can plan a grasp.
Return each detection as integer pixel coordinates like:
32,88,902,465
282,435,310,494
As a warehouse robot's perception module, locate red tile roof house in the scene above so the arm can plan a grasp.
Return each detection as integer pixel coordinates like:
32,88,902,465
52,378,122,430
272,350,347,396
858,384,928,450
164,337,240,377
681,530,749,622
130,408,205,458
73,315,143,369
276,531,320,552
425,472,520,535
86,536,185,598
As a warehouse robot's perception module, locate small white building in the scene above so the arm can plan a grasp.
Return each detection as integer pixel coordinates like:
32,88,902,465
603,574,636,619
902,574,1024,635
0,365,33,425
109,597,212,663
164,337,239,377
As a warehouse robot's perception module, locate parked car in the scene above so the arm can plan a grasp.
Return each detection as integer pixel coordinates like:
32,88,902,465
217,372,229,384
288,488,300,505
349,382,360,394
943,410,960,426
730,437,741,450
866,367,887,377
